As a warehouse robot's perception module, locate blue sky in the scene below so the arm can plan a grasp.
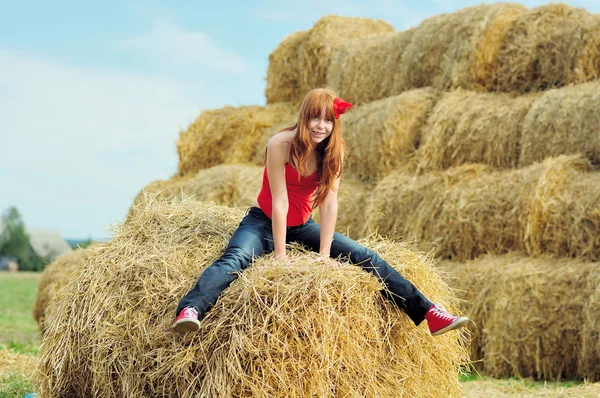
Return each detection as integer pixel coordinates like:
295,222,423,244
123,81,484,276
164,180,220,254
1,0,598,240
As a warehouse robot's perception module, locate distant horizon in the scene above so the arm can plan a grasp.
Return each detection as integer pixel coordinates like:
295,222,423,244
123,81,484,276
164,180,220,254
2,0,599,240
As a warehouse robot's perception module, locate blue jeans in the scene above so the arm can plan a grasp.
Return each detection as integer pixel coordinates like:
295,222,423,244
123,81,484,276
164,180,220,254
177,207,433,325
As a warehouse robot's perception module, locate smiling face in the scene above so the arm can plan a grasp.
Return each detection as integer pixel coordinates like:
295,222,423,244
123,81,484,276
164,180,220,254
309,106,334,146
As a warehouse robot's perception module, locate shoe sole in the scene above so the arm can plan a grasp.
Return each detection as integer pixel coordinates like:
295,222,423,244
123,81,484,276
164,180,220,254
172,318,201,333
431,316,469,337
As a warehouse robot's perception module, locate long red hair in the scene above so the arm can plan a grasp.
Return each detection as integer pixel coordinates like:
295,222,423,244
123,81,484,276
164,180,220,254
282,88,346,208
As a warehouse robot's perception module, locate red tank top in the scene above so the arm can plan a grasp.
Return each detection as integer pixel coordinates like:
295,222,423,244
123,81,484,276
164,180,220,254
256,163,319,226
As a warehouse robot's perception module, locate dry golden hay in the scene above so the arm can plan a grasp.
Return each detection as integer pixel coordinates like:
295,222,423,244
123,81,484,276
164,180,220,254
131,174,194,208
176,102,297,176
468,4,527,91
32,246,95,332
524,156,599,260
571,15,600,84
463,379,600,398
37,197,469,398
441,253,600,381
343,88,440,182
520,79,600,167
264,30,308,105
416,89,538,173
492,4,593,93
398,4,523,91
265,15,394,104
366,155,599,261
326,29,416,105
133,164,263,213
0,346,36,379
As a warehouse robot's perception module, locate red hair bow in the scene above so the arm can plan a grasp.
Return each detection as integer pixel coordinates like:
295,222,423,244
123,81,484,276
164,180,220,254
333,97,352,119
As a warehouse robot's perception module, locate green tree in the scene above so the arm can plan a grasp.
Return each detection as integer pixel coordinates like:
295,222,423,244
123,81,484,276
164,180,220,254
0,207,44,271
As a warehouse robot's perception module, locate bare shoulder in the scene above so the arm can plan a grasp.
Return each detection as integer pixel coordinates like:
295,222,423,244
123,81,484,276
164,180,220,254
267,130,295,160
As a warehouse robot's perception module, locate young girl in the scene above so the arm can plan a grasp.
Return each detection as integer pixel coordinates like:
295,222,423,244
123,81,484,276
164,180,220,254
173,88,468,336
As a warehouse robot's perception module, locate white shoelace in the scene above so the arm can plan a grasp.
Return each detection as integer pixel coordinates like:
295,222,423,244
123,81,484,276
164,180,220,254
432,305,455,321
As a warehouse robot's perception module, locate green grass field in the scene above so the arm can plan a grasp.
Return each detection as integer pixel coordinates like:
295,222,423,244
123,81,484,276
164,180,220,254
0,271,596,398
0,272,40,397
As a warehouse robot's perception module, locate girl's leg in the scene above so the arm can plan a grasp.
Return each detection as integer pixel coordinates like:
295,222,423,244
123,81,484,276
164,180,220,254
176,208,274,320
287,218,433,325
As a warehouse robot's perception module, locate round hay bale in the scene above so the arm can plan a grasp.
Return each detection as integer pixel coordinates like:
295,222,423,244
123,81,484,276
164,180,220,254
398,4,518,91
176,102,297,176
366,155,597,260
37,198,469,397
571,15,600,84
443,253,600,381
524,155,599,260
32,247,93,332
326,29,416,105
416,89,538,172
468,4,527,91
264,30,308,104
266,16,394,104
492,4,592,93
519,80,600,167
365,164,515,259
343,88,440,181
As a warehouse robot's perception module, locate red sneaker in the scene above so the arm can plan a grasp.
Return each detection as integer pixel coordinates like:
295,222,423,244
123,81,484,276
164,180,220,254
425,304,469,336
172,306,200,333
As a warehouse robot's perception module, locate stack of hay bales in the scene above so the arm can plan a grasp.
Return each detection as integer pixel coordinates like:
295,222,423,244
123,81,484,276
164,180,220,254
366,154,600,261
37,199,469,397
43,2,600,389
440,254,600,381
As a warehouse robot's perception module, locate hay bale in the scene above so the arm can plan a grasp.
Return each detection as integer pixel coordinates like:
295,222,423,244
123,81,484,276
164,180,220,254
398,4,522,91
524,156,599,260
32,247,93,332
520,80,600,167
134,165,263,211
366,155,599,260
326,29,416,105
571,15,600,84
416,89,538,172
442,253,600,381
264,30,308,104
468,4,527,91
492,4,592,93
37,198,469,397
365,163,513,259
265,16,394,104
176,102,297,176
343,88,440,181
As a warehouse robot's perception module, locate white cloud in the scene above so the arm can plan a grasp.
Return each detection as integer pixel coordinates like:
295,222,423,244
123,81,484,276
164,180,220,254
0,50,201,238
121,21,249,74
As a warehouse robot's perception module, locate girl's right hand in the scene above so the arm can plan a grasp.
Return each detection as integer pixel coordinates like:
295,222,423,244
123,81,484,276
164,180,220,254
274,253,294,265
318,256,342,269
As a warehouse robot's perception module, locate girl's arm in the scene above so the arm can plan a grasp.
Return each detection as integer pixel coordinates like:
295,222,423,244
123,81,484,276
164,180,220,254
266,135,289,260
318,176,341,259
